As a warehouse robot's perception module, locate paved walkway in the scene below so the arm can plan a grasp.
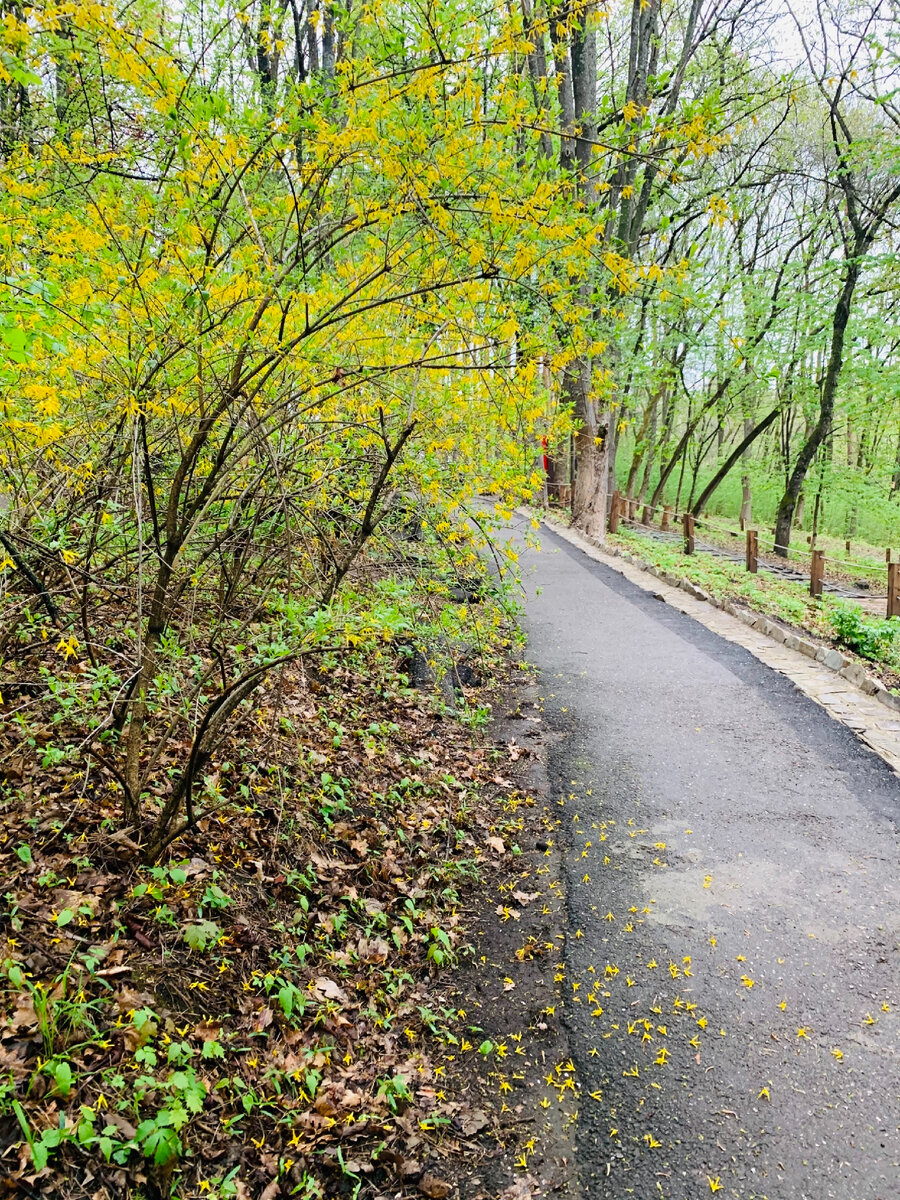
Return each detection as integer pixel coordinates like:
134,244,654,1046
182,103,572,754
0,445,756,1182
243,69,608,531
545,517,900,776
503,513,900,1200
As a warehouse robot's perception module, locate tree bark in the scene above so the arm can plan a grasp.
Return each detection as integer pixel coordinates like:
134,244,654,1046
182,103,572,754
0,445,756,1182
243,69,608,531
520,0,554,159
773,254,862,556
567,362,606,537
560,6,601,535
690,407,780,517
548,5,576,175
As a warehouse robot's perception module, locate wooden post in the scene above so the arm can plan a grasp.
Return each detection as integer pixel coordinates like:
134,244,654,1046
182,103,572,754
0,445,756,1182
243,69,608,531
661,505,672,531
745,529,758,574
641,504,651,525
683,512,695,555
886,548,892,564
810,549,824,598
845,539,851,554
608,490,622,534
888,562,900,619
627,497,636,521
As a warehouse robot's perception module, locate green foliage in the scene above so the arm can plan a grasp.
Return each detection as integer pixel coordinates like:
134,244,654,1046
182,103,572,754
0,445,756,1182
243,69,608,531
613,528,900,673
376,1073,413,1114
829,605,900,663
183,920,223,951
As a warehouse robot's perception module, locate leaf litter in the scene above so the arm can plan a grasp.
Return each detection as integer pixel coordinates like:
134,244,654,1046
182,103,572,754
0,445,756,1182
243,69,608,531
0,616,561,1199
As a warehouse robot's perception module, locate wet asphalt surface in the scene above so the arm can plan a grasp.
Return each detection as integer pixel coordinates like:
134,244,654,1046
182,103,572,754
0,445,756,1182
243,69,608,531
503,515,900,1200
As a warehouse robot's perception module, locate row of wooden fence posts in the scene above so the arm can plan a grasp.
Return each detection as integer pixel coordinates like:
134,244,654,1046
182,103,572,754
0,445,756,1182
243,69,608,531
608,492,675,535
608,490,900,621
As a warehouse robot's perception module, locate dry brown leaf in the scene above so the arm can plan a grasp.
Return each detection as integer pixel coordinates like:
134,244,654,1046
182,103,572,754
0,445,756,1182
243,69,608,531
254,1007,274,1032
104,1111,137,1140
418,1172,452,1198
311,976,349,1004
499,1179,538,1200
459,1109,489,1136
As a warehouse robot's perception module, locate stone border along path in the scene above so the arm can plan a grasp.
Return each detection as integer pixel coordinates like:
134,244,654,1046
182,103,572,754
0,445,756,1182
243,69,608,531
533,511,900,779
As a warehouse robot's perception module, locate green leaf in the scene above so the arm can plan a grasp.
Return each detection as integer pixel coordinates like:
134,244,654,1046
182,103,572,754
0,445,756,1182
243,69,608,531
0,324,29,364
183,919,221,950
0,54,41,88
16,844,32,864
136,1120,181,1165
51,1060,73,1098
56,908,75,927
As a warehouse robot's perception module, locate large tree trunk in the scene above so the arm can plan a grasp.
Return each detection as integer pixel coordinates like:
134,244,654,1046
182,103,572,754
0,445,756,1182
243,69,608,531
567,363,606,537
560,7,603,536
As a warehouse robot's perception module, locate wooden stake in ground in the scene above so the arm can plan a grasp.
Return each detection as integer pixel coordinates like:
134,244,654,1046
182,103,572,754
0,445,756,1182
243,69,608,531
608,490,622,535
683,513,695,555
888,562,900,619
810,549,824,598
746,529,758,574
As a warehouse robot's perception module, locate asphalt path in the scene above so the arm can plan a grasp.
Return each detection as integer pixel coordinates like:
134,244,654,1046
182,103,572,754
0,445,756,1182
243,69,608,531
504,514,900,1200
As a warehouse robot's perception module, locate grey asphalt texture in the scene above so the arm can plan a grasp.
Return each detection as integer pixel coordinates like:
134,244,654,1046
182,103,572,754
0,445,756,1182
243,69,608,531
506,515,900,1200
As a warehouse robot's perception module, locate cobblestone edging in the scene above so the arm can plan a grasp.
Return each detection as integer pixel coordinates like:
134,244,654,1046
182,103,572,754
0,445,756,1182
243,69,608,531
536,513,900,777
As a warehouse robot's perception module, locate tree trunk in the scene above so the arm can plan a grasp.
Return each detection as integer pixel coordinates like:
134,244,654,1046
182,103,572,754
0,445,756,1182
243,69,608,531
739,413,754,526
890,422,900,500
626,390,661,498
690,407,780,517
794,492,805,528
636,403,660,507
845,504,858,539
774,253,863,556
560,8,602,536
322,2,336,79
567,363,606,538
520,0,554,159
548,6,576,175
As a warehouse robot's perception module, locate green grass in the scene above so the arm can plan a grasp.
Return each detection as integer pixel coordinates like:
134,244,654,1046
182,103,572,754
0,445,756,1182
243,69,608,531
611,528,900,673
